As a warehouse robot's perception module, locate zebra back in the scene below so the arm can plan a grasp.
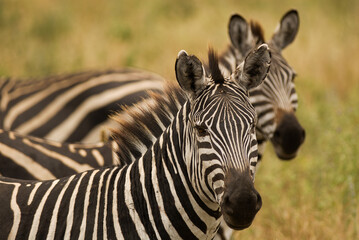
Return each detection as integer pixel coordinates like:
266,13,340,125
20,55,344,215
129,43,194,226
0,129,117,180
0,68,165,143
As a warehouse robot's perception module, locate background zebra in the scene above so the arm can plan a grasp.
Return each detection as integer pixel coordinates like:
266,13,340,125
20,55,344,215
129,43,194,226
0,11,302,182
0,129,118,180
222,9,305,160
0,68,165,143
113,10,305,164
0,46,270,239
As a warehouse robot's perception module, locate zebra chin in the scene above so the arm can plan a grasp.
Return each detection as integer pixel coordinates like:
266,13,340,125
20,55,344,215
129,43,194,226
272,146,299,160
220,169,262,230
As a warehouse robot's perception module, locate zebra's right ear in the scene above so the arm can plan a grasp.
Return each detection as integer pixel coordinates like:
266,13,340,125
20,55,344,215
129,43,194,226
175,50,207,101
236,44,271,90
228,14,252,56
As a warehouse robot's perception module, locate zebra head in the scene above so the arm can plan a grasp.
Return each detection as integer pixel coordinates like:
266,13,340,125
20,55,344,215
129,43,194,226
175,44,270,230
227,10,305,160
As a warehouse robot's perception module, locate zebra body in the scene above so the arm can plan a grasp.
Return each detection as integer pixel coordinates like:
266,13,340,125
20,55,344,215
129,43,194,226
0,129,118,180
0,47,271,239
0,68,165,143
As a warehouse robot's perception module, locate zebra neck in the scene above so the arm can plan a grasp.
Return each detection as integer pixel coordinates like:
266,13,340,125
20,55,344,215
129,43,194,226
134,102,222,238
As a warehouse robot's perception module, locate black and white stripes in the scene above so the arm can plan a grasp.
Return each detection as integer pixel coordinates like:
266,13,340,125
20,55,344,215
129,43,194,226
0,48,270,239
0,129,117,180
0,68,165,143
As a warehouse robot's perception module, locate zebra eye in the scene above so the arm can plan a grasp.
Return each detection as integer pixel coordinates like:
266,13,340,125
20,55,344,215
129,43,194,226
194,125,208,137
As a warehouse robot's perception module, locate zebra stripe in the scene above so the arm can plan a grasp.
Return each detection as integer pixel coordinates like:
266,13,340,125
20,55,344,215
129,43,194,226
0,129,116,180
0,69,165,143
0,48,269,239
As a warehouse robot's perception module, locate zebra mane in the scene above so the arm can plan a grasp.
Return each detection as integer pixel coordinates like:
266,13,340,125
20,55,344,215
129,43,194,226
110,81,186,164
208,48,225,84
250,20,265,44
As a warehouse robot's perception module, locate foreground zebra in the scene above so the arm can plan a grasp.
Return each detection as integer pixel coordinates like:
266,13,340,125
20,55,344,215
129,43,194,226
0,46,270,239
0,69,165,143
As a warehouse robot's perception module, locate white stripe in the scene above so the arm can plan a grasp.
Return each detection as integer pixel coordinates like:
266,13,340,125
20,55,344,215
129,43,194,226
22,138,93,173
7,183,21,240
64,172,87,239
162,155,204,238
0,142,56,180
103,167,118,239
138,157,162,239
46,175,75,240
78,170,100,240
150,150,181,239
92,168,110,240
92,149,105,166
28,179,59,239
11,73,157,134
112,166,125,239
125,164,149,238
4,75,87,129
44,80,164,142
0,79,16,111
80,119,115,143
28,182,42,205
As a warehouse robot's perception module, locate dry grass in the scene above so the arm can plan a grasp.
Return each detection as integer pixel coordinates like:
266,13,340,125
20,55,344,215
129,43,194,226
0,0,358,239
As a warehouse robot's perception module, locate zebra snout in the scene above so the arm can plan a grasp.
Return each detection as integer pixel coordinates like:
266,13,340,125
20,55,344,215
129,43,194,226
272,112,305,160
221,169,262,230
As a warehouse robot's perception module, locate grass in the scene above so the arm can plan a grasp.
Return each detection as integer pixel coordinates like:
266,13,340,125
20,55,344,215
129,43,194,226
0,0,358,239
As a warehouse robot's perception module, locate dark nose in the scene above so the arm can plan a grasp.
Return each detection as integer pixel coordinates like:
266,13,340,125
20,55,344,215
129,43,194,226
221,169,262,230
273,113,305,155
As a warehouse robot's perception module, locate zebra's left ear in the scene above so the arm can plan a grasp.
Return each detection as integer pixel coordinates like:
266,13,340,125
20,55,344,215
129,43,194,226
271,10,299,50
235,44,271,90
175,50,207,101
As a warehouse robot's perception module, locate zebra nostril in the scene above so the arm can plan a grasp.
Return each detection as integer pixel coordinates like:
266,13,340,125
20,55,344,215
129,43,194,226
255,192,262,212
274,130,280,140
301,129,306,141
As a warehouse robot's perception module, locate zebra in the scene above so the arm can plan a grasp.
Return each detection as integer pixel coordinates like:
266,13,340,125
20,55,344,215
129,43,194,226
112,10,305,164
0,46,271,239
0,68,165,143
0,129,119,180
221,9,305,160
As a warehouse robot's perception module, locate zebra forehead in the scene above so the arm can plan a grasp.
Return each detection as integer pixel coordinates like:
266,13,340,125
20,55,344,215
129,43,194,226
192,91,256,124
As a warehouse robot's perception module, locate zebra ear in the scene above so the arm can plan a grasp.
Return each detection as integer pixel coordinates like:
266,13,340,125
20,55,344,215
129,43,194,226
236,44,271,90
228,14,252,56
175,50,206,100
271,9,299,50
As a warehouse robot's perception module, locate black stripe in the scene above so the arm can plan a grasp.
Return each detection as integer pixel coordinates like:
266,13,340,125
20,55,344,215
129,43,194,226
130,159,158,238
142,147,170,240
165,138,207,234
117,166,140,240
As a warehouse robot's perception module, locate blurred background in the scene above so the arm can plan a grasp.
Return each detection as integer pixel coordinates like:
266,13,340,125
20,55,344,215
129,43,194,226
0,0,358,239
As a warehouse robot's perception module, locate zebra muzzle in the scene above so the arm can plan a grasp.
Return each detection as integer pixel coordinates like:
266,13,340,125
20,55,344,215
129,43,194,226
221,169,262,230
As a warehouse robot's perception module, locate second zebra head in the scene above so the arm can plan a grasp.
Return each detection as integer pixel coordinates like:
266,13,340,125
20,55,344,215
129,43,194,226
175,44,270,230
225,10,305,160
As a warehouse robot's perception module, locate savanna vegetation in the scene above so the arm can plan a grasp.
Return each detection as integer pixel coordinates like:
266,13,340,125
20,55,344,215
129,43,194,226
0,0,358,239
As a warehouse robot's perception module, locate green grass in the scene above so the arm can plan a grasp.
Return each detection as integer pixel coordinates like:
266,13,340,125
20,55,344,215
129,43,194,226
0,0,358,239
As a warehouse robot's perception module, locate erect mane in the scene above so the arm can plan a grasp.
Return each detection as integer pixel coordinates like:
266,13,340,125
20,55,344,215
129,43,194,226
250,20,265,44
208,48,225,84
110,81,186,164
